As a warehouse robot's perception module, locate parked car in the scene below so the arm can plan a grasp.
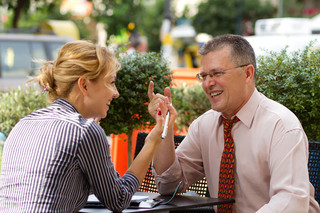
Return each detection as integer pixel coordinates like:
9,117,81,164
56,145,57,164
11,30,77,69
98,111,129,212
244,17,320,58
0,33,74,92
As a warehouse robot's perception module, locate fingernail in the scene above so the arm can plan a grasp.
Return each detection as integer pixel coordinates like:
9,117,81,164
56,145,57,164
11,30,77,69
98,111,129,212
158,110,162,116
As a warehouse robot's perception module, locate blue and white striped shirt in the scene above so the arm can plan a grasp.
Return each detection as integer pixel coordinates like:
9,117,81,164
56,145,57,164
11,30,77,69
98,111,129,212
0,98,140,212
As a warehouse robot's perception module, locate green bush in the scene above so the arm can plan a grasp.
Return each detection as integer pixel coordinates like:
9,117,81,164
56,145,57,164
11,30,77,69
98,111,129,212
0,85,49,137
171,83,211,130
256,44,320,141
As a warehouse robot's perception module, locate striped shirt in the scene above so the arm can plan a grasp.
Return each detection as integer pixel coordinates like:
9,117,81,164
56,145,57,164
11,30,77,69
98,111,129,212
0,98,140,213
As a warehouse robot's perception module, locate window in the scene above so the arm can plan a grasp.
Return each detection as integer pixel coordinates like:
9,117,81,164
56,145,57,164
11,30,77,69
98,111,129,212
0,41,33,78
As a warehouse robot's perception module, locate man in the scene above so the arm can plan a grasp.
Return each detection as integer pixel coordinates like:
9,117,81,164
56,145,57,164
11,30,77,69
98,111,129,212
127,36,148,54
148,34,320,212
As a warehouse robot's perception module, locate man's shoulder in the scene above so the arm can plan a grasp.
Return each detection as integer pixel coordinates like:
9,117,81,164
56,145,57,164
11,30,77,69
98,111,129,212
259,93,301,127
190,109,220,127
199,109,220,119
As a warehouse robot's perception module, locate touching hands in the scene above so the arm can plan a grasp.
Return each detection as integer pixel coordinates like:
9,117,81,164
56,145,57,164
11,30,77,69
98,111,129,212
147,81,177,132
147,95,176,145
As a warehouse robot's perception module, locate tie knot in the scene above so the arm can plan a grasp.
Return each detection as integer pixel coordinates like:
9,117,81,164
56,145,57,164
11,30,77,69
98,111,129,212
223,116,240,130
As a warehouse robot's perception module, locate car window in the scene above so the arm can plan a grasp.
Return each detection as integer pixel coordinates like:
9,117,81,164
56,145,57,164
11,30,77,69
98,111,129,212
0,41,34,78
30,42,47,76
46,42,66,60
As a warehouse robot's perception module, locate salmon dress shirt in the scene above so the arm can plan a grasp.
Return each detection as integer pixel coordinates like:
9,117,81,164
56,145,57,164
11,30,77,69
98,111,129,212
154,89,320,213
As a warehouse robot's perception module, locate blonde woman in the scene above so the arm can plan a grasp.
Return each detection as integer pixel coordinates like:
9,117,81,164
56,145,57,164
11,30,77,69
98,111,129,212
0,40,176,212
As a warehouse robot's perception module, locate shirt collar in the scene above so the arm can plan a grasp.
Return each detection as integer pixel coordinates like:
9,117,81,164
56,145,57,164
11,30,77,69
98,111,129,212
236,88,261,128
52,98,79,113
218,88,261,128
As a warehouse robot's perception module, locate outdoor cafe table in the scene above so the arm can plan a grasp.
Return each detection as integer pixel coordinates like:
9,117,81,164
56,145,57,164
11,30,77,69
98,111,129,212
79,191,234,213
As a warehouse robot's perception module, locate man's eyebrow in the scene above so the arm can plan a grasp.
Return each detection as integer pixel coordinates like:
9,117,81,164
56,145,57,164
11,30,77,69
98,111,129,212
200,68,221,73
208,68,223,72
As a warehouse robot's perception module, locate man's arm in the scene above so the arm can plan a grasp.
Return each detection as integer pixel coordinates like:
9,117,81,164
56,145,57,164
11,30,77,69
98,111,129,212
257,128,318,212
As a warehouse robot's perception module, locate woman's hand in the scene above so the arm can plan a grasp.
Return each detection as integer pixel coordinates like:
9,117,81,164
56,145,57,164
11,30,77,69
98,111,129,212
146,97,177,145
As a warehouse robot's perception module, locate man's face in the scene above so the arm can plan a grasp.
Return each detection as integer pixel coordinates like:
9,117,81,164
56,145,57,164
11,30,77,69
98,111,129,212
200,47,250,119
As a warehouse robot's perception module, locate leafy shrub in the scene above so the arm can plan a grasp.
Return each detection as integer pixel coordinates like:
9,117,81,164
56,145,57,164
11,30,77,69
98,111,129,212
100,51,172,135
171,83,211,130
0,85,49,137
256,44,320,141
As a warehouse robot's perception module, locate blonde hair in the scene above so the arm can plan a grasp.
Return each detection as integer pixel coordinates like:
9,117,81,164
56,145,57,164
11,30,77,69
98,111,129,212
28,40,121,102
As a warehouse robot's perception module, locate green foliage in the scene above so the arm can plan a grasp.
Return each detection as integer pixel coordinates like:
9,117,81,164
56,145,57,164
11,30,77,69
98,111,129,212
91,1,143,36
91,0,165,52
0,0,62,28
192,0,275,36
171,83,211,130
100,51,172,135
256,44,320,141
139,0,165,52
0,85,49,137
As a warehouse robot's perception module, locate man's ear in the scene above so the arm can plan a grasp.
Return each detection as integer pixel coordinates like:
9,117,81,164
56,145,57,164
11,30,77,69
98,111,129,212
78,77,88,96
245,64,255,83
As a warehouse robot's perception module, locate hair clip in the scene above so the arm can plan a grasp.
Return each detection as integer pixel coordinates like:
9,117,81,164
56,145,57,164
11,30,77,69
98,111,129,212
42,85,47,94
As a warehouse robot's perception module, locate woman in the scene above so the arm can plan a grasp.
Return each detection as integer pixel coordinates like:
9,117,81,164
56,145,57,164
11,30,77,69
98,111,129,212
0,40,176,212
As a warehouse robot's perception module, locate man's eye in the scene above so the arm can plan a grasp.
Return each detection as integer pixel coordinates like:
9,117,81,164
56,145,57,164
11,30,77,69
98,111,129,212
200,73,208,79
213,71,223,76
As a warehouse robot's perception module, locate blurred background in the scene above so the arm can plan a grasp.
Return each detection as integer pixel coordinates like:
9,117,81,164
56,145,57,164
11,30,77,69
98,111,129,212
0,0,319,71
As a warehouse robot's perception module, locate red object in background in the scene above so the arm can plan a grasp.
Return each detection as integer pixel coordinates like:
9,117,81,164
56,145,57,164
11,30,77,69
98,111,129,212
110,129,151,176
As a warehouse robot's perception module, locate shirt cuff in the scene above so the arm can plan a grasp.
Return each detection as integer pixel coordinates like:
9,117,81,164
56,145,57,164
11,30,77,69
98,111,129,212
122,172,140,192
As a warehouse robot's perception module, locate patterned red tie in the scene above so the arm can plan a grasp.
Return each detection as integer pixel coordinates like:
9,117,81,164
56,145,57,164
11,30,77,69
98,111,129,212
218,116,239,213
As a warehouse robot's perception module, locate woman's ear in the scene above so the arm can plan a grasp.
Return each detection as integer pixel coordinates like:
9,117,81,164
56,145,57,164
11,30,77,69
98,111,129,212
78,77,88,96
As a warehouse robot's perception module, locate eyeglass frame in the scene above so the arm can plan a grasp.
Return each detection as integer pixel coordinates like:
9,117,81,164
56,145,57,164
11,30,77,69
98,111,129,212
196,64,249,82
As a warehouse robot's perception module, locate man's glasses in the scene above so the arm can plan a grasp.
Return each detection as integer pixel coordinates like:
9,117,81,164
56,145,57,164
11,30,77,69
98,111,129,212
196,64,249,82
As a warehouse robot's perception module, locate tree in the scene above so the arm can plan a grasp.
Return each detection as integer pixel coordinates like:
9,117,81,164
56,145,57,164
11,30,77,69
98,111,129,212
90,0,143,37
89,0,166,52
0,0,61,28
138,0,167,52
192,0,275,36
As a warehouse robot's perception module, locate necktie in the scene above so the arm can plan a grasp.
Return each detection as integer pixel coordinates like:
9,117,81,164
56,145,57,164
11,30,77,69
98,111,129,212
218,116,239,213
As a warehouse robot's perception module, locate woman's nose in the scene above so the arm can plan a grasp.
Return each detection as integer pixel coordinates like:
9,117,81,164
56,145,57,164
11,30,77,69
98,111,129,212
113,87,120,98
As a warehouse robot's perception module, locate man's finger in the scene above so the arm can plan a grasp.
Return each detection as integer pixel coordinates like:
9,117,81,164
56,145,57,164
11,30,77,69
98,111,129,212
148,81,155,100
164,87,172,103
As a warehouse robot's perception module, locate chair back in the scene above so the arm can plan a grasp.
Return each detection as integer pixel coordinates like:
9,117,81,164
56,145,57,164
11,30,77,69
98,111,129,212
309,140,320,203
134,132,209,197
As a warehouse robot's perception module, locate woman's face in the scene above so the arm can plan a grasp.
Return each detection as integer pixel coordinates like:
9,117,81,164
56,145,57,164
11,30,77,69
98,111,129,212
85,71,119,119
